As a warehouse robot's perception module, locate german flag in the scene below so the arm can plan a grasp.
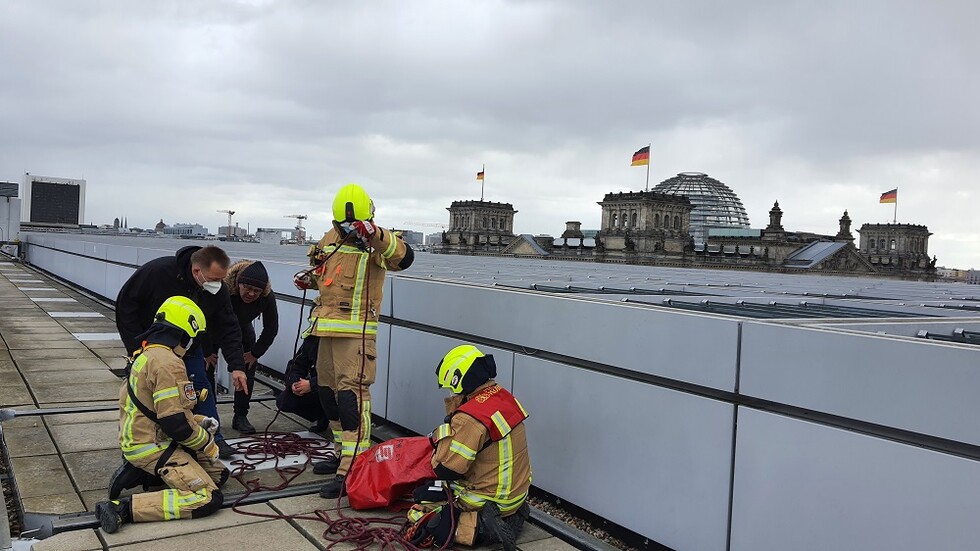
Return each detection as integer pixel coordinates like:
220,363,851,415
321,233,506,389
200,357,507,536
631,146,650,166
476,170,485,181
879,188,898,204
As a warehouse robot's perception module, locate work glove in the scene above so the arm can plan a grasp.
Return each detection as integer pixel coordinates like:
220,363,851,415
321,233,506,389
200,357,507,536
201,435,220,464
194,415,219,435
293,271,313,290
351,220,377,241
406,502,456,548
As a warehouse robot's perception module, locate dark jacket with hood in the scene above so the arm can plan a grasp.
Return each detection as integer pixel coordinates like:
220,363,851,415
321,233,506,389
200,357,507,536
217,260,279,359
114,245,247,372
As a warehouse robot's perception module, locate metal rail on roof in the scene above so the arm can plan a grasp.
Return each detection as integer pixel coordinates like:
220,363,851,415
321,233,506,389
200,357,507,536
624,298,934,319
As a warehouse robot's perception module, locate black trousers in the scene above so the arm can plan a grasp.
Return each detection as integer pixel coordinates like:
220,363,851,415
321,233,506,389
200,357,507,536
233,365,257,416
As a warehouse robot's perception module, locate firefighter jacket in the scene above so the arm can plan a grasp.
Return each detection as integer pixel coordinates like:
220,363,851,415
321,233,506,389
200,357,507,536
431,382,532,516
306,226,413,338
118,345,214,463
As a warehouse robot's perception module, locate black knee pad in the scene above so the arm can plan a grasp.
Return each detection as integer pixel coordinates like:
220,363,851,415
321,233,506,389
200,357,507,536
317,386,339,420
337,390,360,431
190,489,224,519
217,468,230,488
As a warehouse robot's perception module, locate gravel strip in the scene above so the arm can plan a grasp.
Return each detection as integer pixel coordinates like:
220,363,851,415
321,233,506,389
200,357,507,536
528,496,639,551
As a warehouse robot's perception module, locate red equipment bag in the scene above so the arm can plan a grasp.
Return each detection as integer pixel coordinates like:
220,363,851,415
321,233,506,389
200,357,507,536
345,436,438,510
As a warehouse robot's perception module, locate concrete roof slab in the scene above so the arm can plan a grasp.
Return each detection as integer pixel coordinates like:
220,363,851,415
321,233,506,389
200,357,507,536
20,493,87,515
31,382,122,404
49,420,119,453
4,337,87,350
267,494,349,516
44,409,120,426
17,358,113,372
63,448,121,492
11,348,100,360
10,455,76,499
518,537,581,551
0,384,35,407
23,369,121,386
29,528,103,551
1,425,58,458
100,504,279,547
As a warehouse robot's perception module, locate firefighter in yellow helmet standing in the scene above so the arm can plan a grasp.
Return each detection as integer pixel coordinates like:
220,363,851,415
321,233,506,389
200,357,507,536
95,296,228,533
294,184,414,498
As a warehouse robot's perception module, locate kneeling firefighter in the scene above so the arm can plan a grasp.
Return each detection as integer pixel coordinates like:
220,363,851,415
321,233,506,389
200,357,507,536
294,183,414,498
97,296,229,533
407,345,533,550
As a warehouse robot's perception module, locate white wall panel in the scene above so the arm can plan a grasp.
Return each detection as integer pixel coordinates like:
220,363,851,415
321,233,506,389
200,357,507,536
740,322,980,444
731,408,980,551
386,326,515,436
391,278,740,391
514,355,734,551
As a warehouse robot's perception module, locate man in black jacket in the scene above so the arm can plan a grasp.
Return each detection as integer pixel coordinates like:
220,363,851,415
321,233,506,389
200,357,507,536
115,245,248,458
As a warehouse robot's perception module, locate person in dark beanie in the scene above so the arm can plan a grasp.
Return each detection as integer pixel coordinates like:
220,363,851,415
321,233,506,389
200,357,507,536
211,260,279,434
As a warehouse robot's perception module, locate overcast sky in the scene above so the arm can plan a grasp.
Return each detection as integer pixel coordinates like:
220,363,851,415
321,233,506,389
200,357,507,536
2,1,978,268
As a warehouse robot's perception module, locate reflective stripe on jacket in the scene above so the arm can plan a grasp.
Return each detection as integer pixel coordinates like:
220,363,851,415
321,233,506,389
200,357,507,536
307,227,409,338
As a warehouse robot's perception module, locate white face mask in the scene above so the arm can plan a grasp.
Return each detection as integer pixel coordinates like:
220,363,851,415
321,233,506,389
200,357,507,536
196,269,222,295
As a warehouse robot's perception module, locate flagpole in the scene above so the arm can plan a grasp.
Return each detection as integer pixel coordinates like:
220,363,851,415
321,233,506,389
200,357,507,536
893,186,898,224
645,143,651,192
481,163,485,202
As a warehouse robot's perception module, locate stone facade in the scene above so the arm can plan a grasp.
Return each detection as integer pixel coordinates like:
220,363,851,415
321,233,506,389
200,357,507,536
858,223,935,271
434,189,939,280
595,191,694,257
442,200,517,250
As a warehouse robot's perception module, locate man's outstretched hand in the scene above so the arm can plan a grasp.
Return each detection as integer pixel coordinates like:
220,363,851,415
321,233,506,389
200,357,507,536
232,370,249,395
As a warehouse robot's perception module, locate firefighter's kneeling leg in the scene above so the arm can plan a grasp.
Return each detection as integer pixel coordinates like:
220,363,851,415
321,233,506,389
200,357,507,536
130,450,221,522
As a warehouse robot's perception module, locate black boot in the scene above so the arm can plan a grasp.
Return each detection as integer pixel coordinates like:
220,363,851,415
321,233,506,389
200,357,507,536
95,497,133,534
232,414,256,434
108,462,149,500
309,419,329,433
313,455,341,475
477,502,518,551
217,439,237,459
318,475,346,498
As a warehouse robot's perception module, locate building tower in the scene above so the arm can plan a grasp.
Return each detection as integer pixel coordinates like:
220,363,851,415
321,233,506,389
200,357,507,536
445,200,517,248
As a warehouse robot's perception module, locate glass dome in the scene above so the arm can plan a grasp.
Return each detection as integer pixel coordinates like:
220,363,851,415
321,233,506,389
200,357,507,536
652,172,750,243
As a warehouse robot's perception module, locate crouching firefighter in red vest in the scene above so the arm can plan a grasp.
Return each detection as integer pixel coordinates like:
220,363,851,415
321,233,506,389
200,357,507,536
96,296,229,533
406,345,532,550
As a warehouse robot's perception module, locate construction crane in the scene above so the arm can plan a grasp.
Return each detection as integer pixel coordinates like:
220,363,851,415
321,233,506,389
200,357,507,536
217,210,235,239
284,214,308,244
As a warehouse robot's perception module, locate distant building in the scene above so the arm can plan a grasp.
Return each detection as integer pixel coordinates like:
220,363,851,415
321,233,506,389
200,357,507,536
1,182,20,243
218,225,248,238
596,191,694,256
20,174,86,226
967,270,980,285
425,231,443,246
435,175,937,280
441,200,518,251
652,172,750,243
256,227,295,244
397,230,424,246
154,219,167,233
857,223,934,273
163,223,208,237
936,267,967,281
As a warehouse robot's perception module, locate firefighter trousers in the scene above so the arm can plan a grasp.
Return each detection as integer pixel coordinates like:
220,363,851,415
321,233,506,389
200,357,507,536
129,446,228,522
315,336,376,476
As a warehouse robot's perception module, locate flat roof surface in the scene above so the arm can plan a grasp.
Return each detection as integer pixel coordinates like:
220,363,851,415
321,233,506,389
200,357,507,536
0,258,573,549
30,233,980,317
